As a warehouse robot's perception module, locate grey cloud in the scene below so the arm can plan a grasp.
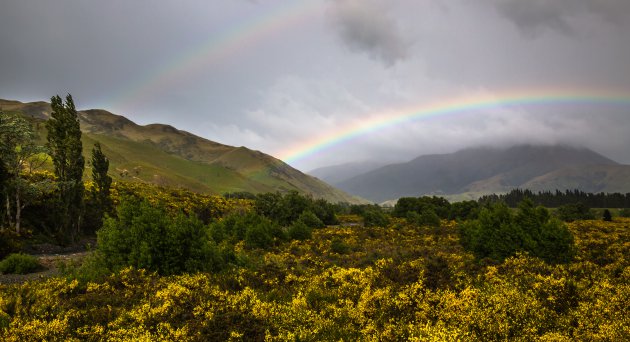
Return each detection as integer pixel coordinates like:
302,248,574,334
329,0,409,66
491,0,630,36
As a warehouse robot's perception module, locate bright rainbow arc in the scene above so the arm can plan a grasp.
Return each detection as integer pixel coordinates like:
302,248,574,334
279,88,630,165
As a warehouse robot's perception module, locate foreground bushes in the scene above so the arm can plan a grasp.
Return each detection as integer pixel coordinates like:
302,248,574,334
96,198,224,275
0,253,41,274
0,218,627,340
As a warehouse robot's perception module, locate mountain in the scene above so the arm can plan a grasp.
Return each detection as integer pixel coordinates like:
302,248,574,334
1,99,364,204
308,161,388,186
336,145,627,202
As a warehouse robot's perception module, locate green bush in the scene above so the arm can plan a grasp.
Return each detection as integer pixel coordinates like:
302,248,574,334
619,208,630,217
393,196,451,219
556,203,594,222
287,221,312,241
362,207,390,228
406,208,441,227
0,230,21,260
96,197,223,275
0,253,42,274
449,200,480,221
330,237,350,254
298,210,325,229
603,209,613,222
460,200,574,264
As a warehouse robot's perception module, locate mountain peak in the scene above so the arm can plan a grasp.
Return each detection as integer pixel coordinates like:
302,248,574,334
334,144,624,202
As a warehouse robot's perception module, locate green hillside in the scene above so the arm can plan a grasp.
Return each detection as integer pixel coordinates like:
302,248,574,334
1,99,364,203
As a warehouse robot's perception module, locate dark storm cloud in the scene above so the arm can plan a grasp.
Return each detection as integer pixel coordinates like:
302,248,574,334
329,0,409,66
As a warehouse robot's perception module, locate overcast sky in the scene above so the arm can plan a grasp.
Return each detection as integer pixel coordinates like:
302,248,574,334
1,0,630,171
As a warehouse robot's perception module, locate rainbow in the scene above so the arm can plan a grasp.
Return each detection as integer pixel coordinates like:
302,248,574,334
278,87,630,165
110,0,322,109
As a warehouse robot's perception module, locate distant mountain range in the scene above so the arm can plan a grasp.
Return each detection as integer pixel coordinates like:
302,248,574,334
312,145,630,203
1,99,364,204
309,161,387,186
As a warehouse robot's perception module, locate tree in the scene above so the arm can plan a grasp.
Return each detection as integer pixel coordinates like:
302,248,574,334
87,142,112,231
0,156,7,225
460,199,574,264
602,209,612,222
0,112,48,233
46,94,85,242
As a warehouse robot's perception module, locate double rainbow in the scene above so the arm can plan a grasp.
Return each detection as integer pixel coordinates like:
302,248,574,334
102,2,630,167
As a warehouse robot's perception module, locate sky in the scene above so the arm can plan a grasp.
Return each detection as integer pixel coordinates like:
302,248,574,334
1,0,630,171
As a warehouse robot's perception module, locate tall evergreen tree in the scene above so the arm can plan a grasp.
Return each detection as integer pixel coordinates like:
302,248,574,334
89,142,112,230
46,94,85,242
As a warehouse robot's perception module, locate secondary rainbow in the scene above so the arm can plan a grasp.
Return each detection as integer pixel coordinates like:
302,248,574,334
109,0,322,109
278,87,630,165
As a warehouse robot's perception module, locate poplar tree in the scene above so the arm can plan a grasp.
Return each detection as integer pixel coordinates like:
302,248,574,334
47,94,85,242
90,142,112,230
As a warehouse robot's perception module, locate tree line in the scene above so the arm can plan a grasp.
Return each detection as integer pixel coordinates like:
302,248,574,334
479,188,630,208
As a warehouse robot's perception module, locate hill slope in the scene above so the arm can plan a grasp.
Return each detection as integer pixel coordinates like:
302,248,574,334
336,145,625,202
308,161,388,186
1,99,363,204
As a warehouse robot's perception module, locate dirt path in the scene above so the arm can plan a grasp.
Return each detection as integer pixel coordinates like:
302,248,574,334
0,252,89,285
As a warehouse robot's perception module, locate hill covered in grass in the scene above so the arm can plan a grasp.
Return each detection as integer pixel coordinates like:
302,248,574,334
0,99,364,204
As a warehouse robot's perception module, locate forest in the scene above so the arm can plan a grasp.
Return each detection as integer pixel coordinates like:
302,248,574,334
0,96,628,340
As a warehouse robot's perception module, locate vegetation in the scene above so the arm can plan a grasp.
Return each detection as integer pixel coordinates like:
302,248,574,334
0,96,628,340
0,111,48,234
0,253,41,274
480,188,630,208
47,94,85,242
460,200,575,264
555,202,595,222
0,211,627,340
603,209,613,222
86,142,113,232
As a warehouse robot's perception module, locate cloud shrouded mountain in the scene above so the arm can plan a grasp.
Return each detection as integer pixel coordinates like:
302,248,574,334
333,145,630,203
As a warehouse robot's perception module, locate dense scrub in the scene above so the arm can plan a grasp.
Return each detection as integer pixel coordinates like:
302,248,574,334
0,254,41,275
0,214,627,340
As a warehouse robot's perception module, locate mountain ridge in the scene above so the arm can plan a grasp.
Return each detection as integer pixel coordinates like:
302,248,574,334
1,98,365,204
334,145,627,202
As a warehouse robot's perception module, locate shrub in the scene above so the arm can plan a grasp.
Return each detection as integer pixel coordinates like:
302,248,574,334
245,221,276,249
0,253,42,274
362,207,390,228
449,200,480,221
460,199,574,264
602,209,612,222
298,210,325,229
330,237,350,254
96,197,223,275
619,208,630,217
287,221,312,241
406,208,441,227
556,203,594,222
0,230,21,260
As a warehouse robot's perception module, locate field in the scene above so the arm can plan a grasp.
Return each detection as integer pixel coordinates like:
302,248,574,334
1,214,627,341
